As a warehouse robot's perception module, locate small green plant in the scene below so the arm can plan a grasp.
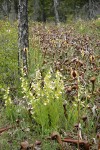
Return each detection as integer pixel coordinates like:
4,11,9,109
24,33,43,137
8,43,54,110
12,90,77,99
2,87,29,123
21,69,66,134
3,87,16,122
42,140,59,150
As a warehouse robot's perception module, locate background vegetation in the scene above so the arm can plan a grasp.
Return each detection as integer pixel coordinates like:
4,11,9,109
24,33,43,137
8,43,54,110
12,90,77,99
0,0,100,22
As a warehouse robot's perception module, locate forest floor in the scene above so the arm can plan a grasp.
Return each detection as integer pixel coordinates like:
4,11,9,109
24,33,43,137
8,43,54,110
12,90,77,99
0,19,100,150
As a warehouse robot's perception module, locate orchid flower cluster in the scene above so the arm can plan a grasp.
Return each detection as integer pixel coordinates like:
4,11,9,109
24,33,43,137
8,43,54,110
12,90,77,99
3,87,12,106
21,69,65,132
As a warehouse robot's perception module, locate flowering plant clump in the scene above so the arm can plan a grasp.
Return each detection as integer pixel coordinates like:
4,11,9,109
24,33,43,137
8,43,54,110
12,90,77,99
21,69,65,133
3,87,12,106
3,87,17,122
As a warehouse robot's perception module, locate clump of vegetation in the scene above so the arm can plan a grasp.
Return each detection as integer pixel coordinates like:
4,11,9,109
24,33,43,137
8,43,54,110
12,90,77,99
21,69,65,134
0,21,18,88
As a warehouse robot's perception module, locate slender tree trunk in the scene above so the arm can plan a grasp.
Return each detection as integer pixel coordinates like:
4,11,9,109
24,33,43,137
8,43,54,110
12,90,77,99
9,0,16,23
33,0,40,21
1,0,9,18
18,0,29,76
41,0,46,22
53,0,60,25
88,0,95,19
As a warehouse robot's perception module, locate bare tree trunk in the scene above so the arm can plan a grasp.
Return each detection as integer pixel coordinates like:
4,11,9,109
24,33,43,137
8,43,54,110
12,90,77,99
1,0,9,19
9,0,16,23
41,0,46,22
53,0,60,25
89,0,93,19
33,0,40,21
89,0,94,19
18,0,29,76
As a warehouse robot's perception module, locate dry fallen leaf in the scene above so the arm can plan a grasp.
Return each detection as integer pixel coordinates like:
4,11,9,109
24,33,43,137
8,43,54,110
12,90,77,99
0,126,14,135
20,141,29,150
34,140,42,150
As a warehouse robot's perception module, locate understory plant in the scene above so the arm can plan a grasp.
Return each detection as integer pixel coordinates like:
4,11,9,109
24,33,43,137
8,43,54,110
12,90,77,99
0,21,18,88
2,87,30,124
21,69,66,134
3,87,16,122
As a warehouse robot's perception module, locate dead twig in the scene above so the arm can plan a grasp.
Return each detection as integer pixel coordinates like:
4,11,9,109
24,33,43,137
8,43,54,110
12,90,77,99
51,131,90,150
0,126,14,134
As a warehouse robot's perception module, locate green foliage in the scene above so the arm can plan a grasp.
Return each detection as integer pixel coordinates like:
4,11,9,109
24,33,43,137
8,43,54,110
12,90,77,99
21,69,66,133
3,87,16,122
2,86,30,124
0,21,18,87
42,140,59,150
29,43,43,74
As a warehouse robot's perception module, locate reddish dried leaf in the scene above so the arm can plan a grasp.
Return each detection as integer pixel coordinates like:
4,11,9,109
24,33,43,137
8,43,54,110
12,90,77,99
62,138,90,150
0,126,13,134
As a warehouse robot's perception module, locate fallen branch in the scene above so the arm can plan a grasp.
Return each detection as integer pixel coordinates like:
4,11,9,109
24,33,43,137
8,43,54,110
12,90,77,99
0,126,14,134
62,138,90,150
51,131,90,150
